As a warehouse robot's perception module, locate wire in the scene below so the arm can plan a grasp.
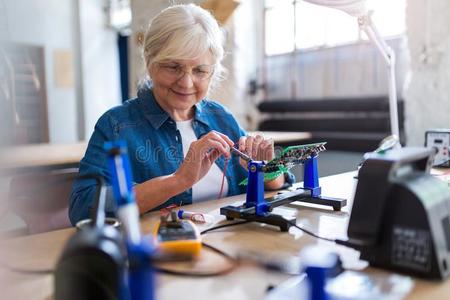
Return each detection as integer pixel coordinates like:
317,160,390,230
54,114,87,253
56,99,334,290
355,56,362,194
435,159,450,168
199,216,335,243
287,220,336,243
2,214,334,277
0,260,53,275
2,220,335,278
152,221,252,277
154,221,250,277
200,220,250,235
218,158,229,199
153,242,237,277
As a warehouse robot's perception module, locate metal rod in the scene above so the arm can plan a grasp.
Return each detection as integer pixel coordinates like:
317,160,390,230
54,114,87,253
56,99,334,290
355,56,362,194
230,147,252,162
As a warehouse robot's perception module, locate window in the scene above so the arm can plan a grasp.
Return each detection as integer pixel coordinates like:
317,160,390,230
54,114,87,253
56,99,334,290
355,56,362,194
265,0,406,55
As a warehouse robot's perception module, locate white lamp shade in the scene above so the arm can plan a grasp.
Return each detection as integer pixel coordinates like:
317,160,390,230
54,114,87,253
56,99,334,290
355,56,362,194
302,0,368,17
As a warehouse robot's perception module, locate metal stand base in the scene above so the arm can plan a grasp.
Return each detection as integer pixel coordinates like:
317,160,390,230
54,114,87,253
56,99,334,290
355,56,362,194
220,188,347,231
221,152,347,231
220,208,295,232
295,195,347,212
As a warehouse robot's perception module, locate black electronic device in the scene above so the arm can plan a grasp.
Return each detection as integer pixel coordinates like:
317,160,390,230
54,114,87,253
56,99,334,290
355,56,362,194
338,147,450,279
54,176,127,300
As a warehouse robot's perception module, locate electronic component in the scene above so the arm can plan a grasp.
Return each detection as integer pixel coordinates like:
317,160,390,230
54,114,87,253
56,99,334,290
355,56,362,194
154,211,202,258
238,142,327,185
425,129,450,167
264,142,327,172
262,142,326,182
177,209,214,224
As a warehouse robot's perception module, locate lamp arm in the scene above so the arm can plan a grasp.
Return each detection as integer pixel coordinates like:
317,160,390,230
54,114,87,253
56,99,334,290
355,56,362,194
358,14,400,141
302,1,401,142
358,14,391,65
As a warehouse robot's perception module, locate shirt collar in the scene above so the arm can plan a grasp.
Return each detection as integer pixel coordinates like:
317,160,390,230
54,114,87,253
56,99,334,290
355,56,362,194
137,86,211,129
137,87,169,129
193,100,211,128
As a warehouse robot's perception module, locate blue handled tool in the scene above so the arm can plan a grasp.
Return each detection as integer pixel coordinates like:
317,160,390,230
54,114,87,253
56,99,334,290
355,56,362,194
105,141,154,300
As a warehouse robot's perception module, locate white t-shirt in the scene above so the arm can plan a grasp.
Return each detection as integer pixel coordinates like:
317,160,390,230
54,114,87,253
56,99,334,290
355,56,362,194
176,120,229,202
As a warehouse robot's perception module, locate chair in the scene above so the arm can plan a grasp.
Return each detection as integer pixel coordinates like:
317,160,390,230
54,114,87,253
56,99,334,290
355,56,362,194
8,168,78,235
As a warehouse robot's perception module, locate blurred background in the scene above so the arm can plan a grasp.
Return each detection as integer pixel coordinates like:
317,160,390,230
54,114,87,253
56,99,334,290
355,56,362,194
0,0,449,236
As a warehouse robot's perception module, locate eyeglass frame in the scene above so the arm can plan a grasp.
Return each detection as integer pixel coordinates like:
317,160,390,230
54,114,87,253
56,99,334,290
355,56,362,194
154,61,215,82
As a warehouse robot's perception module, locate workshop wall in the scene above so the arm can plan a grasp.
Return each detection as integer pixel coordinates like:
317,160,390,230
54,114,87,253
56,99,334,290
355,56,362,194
3,0,78,143
2,0,121,143
404,0,450,146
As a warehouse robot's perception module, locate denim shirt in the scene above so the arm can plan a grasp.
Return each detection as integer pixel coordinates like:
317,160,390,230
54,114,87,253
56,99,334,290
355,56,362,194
69,87,248,225
69,88,294,225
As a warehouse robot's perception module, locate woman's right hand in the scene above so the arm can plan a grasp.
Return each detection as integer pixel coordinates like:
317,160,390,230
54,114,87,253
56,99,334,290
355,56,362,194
175,130,234,188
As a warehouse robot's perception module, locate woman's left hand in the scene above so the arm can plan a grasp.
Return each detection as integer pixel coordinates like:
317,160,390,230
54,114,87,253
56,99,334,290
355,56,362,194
238,134,284,189
238,134,274,164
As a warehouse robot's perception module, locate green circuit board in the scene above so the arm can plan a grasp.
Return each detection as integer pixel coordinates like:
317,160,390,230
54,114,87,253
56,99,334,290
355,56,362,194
239,142,326,186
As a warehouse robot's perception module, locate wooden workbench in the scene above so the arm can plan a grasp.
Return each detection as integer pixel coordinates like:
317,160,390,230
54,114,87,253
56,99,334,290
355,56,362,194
0,142,87,173
1,171,449,299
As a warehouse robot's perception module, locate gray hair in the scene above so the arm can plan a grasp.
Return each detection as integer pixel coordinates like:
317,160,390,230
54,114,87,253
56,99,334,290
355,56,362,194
142,4,226,87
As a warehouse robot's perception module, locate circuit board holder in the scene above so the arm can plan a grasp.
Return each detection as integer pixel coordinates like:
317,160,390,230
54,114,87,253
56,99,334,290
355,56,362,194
220,144,347,232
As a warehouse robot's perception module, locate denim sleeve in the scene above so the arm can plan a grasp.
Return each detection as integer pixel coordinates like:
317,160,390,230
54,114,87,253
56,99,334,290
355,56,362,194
283,171,296,188
69,114,118,225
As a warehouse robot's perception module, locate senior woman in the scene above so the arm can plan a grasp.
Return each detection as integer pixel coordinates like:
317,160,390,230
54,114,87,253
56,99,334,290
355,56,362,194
69,4,293,225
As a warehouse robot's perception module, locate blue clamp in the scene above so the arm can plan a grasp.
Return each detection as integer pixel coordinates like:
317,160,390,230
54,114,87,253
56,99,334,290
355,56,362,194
245,156,322,215
304,155,322,197
245,161,270,216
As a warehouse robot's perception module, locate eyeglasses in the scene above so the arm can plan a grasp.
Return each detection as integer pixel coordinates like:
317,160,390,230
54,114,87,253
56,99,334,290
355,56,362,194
156,62,215,82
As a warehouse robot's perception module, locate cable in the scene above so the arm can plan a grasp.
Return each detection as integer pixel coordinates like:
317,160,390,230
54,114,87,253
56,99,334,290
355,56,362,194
0,260,53,275
287,220,336,242
435,159,450,168
2,219,335,277
2,212,334,277
199,216,335,243
200,220,250,235
153,242,237,277
156,219,330,277
154,221,250,276
218,158,229,199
